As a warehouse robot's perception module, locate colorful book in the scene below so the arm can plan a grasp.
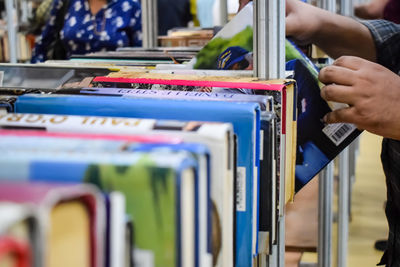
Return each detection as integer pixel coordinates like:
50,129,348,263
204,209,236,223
0,114,233,267
0,144,200,267
287,59,361,190
89,73,296,207
56,80,277,256
12,95,261,267
0,182,105,267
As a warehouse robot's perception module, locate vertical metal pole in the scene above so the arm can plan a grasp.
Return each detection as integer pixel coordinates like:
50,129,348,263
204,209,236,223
319,0,336,12
277,0,285,78
254,0,279,79
318,163,334,267
5,0,17,63
219,0,228,26
254,0,286,266
338,148,349,267
340,0,352,16
318,4,336,267
142,0,158,48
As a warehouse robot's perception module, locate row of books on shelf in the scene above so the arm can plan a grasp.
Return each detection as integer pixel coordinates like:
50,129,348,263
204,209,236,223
0,56,360,267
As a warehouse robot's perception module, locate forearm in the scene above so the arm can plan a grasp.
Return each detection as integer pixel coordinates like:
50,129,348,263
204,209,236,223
313,10,376,61
286,0,377,61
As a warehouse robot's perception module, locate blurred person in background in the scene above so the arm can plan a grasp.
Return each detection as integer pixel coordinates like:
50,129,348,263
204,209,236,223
354,0,400,23
31,0,142,63
157,0,192,35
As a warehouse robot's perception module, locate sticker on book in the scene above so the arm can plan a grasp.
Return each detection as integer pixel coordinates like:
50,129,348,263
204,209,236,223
322,123,356,146
236,167,246,212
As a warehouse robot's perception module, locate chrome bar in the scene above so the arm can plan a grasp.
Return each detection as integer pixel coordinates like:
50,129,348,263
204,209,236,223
318,163,334,267
5,0,17,63
338,148,350,267
141,0,158,48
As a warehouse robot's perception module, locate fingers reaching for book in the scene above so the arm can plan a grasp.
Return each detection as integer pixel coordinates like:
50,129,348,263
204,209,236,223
319,65,356,86
320,84,355,105
332,56,366,71
322,56,400,140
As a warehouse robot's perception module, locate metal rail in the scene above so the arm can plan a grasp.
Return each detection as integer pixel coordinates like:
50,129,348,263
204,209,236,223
318,163,334,267
141,0,158,48
5,0,17,63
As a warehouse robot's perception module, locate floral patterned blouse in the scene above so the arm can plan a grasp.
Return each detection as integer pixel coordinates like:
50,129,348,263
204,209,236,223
31,0,142,62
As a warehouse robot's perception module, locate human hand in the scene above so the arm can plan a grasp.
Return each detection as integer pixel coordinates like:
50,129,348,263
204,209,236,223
354,0,387,19
320,56,400,140
238,0,251,11
286,0,325,45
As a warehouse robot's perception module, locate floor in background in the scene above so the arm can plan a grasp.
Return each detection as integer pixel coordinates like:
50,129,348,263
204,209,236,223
300,132,388,266
347,132,387,266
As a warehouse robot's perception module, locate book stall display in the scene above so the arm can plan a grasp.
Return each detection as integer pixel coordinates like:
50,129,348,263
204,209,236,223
0,0,361,267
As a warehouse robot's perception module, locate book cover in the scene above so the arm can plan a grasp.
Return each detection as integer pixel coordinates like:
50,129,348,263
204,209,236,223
0,114,234,267
0,182,105,267
0,141,201,267
13,95,261,267
288,59,361,190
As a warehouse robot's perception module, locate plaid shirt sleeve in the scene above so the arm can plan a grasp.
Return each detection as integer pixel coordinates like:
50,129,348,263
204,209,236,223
361,20,400,73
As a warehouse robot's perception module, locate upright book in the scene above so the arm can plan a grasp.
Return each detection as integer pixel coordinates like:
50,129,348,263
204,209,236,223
0,182,105,267
0,141,201,267
0,114,234,267
12,95,262,267
89,73,296,206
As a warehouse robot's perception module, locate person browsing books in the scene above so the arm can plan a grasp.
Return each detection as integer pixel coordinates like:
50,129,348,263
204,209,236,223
31,0,142,63
286,0,400,265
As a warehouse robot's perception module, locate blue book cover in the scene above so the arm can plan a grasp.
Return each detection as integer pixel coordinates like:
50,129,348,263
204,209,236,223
0,141,200,267
14,95,261,267
287,59,361,190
